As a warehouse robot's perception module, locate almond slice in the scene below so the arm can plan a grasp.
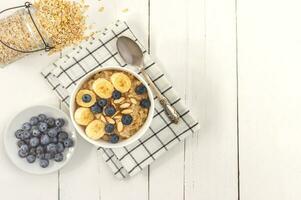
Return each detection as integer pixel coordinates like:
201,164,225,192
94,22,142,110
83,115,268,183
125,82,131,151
117,122,124,132
120,102,131,109
113,115,122,120
106,116,115,124
95,113,102,119
130,98,137,104
112,110,120,118
114,97,125,104
121,109,133,114
100,114,107,123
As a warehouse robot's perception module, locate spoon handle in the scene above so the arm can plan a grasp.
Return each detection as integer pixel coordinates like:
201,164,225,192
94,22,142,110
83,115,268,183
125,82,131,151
140,67,180,124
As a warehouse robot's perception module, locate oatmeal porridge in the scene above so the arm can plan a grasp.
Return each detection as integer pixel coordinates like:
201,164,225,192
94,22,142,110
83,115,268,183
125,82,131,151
73,69,151,143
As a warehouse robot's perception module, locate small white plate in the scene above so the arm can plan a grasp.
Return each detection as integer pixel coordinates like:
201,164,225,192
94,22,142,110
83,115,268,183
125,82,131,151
3,105,77,175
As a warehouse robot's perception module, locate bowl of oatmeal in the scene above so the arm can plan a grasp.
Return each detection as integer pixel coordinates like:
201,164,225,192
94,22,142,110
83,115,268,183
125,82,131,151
70,66,154,148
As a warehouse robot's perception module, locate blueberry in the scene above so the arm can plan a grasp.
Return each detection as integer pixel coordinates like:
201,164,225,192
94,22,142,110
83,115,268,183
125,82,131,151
56,142,65,153
38,114,47,122
29,137,39,147
26,155,36,163
121,114,133,125
46,143,57,153
15,129,24,139
20,144,29,153
40,134,50,145
98,99,108,107
55,118,65,127
112,90,122,100
23,131,31,139
17,140,26,148
135,84,147,95
104,105,116,117
39,159,49,168
31,127,41,137
36,145,44,154
140,99,151,108
91,104,102,114
29,148,36,155
18,149,28,158
110,134,119,144
24,139,30,145
30,117,39,126
36,153,45,159
54,153,64,162
58,131,68,142
45,118,55,127
51,137,58,144
105,124,115,133
38,122,48,132
22,122,31,131
82,94,92,103
45,153,54,160
48,127,59,138
63,138,74,148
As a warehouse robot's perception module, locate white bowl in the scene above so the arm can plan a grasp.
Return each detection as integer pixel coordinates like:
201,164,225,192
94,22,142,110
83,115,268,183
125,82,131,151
3,105,77,175
70,66,154,148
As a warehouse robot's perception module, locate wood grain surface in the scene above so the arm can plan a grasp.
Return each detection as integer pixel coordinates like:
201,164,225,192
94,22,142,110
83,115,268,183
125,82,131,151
0,0,300,199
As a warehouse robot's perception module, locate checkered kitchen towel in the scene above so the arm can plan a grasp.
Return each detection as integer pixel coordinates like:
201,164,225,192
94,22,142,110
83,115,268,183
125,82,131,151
41,21,200,178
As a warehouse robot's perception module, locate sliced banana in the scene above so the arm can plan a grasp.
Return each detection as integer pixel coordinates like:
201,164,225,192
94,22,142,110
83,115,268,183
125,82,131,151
92,78,114,98
74,107,94,126
76,89,97,107
85,120,105,140
111,72,132,93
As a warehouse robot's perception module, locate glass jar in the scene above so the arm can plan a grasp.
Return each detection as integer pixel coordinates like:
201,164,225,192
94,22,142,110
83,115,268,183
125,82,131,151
0,2,52,68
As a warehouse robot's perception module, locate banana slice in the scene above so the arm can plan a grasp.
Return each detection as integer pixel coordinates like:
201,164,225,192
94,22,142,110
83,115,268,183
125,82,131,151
76,89,97,107
92,78,114,98
85,120,105,140
111,72,132,93
74,107,94,126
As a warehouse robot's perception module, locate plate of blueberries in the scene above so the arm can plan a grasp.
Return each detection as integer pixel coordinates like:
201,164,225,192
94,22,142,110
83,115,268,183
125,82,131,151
4,105,77,175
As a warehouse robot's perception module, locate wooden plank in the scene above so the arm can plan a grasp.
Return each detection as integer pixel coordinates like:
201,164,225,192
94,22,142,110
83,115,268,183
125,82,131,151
58,1,150,200
238,0,301,199
0,4,61,199
57,0,109,198
48,0,103,199
149,1,187,200
97,0,150,199
184,0,238,199
0,51,60,200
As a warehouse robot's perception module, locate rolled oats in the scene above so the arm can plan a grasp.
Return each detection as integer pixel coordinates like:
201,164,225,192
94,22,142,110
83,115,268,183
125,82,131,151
0,0,88,67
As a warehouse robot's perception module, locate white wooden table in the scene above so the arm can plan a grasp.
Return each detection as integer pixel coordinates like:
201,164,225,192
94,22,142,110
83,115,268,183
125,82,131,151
1,0,300,199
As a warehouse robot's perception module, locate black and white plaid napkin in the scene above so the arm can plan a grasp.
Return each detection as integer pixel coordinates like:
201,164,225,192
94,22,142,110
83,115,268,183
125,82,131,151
41,21,200,178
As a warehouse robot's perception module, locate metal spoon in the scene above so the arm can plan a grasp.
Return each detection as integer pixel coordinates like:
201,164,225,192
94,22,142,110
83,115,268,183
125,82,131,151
116,36,180,124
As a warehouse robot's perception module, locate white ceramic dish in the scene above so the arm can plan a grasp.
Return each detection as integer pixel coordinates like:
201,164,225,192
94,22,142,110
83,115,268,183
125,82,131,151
3,105,77,175
70,66,154,148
